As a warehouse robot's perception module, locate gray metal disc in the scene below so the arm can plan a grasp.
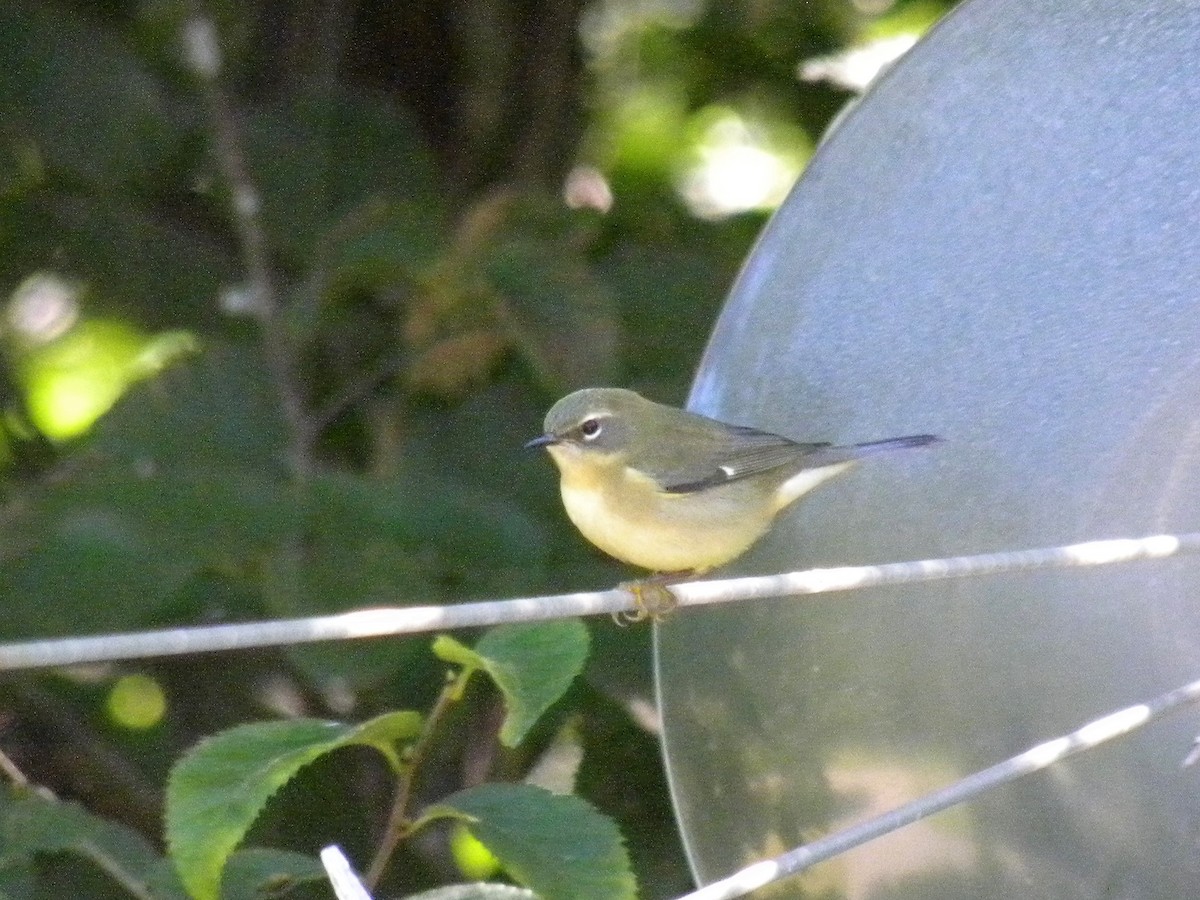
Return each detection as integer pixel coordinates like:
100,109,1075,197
656,1,1200,897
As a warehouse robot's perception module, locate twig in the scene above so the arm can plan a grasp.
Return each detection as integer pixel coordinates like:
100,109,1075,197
677,673,1200,900
182,13,313,476
308,352,407,438
0,532,1195,670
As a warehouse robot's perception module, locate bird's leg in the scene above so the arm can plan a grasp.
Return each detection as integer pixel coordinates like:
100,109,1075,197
614,571,692,625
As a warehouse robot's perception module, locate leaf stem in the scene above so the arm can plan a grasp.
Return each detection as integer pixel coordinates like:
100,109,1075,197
365,668,472,888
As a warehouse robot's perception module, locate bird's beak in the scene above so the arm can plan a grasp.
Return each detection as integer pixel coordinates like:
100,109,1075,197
524,433,558,450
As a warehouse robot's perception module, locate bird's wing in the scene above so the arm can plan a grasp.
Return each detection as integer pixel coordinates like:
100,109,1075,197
653,424,831,495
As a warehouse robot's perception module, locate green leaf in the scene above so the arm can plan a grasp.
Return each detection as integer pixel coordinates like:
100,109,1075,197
165,712,422,900
92,343,287,470
244,89,441,263
0,194,234,327
321,198,445,294
434,621,589,747
461,194,619,391
597,240,737,401
0,344,301,639
276,469,551,685
0,789,187,900
0,2,178,191
428,784,635,900
222,849,325,900
431,636,481,672
0,520,175,638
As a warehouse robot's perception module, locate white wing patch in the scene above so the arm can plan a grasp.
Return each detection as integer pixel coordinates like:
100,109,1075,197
772,461,854,512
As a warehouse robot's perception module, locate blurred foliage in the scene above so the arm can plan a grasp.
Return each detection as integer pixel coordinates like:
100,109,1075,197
0,0,957,897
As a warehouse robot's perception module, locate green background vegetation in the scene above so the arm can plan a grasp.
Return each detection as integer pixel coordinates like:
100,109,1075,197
0,0,956,896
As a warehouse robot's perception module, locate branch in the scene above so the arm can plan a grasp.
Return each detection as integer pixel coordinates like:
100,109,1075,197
182,13,313,476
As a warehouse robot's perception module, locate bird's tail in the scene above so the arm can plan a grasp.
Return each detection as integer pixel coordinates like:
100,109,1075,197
850,434,941,455
803,434,940,468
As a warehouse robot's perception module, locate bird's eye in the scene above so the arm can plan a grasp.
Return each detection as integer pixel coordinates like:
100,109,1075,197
580,418,602,440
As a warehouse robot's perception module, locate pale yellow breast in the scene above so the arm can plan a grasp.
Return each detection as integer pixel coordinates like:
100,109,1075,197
558,461,773,573
545,442,857,573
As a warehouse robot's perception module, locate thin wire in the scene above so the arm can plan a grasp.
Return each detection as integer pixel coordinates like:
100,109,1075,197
676,673,1200,900
0,532,1196,670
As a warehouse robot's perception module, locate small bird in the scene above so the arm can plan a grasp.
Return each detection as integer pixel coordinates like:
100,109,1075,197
527,388,938,580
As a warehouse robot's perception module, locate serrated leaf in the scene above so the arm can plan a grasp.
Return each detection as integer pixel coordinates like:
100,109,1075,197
428,784,635,900
166,712,422,900
433,621,589,746
474,622,590,746
0,790,187,900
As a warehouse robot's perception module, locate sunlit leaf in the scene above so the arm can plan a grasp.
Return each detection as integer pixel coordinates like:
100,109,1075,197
433,620,589,746
17,319,155,440
450,824,502,881
107,673,168,731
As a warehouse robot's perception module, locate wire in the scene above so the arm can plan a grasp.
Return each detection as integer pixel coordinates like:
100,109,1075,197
0,532,1194,670
677,674,1200,900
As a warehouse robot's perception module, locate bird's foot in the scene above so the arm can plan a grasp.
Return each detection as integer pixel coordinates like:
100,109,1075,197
614,573,689,625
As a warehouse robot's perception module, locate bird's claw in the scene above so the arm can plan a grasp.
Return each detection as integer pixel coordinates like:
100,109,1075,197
614,578,680,625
